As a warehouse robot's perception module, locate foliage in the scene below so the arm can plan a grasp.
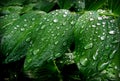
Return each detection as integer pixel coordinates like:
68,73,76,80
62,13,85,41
0,0,120,81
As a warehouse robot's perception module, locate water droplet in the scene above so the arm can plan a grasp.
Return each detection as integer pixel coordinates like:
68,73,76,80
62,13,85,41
26,37,31,42
16,25,20,27
98,62,109,71
20,28,25,31
93,49,99,60
109,50,117,59
114,66,118,70
70,21,74,25
109,30,115,35
100,36,105,40
24,24,27,27
14,27,17,30
66,28,69,31
119,73,120,77
57,33,60,36
55,41,58,45
105,45,110,49
92,25,96,27
32,18,35,21
63,14,67,17
53,19,58,23
33,49,39,55
97,23,101,25
80,58,88,66
98,17,102,20
110,19,115,23
24,19,27,22
89,12,93,15
56,27,60,29
63,42,67,46
41,25,45,29
52,34,55,36
62,22,66,26
112,40,120,43
54,53,61,57
102,22,106,25
84,43,93,49
90,18,94,21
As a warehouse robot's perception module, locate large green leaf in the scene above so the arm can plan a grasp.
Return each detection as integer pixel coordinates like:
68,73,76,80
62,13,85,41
74,10,120,80
33,0,56,12
1,11,46,63
57,0,74,9
24,9,76,80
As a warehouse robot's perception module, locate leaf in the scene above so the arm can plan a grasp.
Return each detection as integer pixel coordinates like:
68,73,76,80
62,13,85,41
0,0,25,6
73,0,85,12
74,10,120,80
33,0,56,12
85,0,107,10
24,9,76,77
1,11,46,63
0,6,23,15
108,0,120,15
57,0,74,9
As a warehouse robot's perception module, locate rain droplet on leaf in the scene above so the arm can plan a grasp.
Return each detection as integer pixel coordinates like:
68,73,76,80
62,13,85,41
109,30,115,35
53,19,58,23
84,43,93,49
98,17,102,20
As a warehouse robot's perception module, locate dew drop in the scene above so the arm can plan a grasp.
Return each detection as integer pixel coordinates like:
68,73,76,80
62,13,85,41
109,30,115,35
24,19,27,22
32,18,35,21
24,24,27,27
109,50,117,59
16,25,20,27
53,19,58,23
63,14,67,17
52,34,55,36
93,49,99,60
63,42,67,46
92,25,96,27
98,17,102,20
100,36,105,40
55,41,58,45
62,22,66,26
90,18,94,21
20,28,25,31
84,43,93,49
102,22,106,25
56,27,60,29
57,33,60,36
55,53,61,57
41,25,45,29
89,12,93,15
80,58,88,66
98,62,109,71
26,37,31,42
97,23,101,25
33,49,39,55
70,21,74,25
14,27,17,30
119,73,120,77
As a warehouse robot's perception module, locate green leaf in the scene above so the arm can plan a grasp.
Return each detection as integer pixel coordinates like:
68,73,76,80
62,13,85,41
108,0,120,15
0,6,23,15
74,10,120,80
24,9,76,74
85,0,107,10
57,0,74,9
33,0,56,12
1,11,46,63
0,0,25,6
